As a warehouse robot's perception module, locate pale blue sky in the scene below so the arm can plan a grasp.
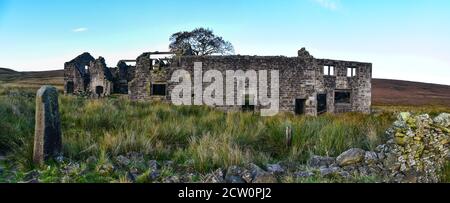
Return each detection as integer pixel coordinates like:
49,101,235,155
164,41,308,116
0,0,449,84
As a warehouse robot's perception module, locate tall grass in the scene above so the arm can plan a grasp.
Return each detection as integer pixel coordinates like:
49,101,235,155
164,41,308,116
0,86,400,173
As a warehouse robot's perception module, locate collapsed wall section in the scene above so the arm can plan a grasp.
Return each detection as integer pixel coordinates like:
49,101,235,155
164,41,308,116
129,53,151,100
88,57,114,98
63,52,95,95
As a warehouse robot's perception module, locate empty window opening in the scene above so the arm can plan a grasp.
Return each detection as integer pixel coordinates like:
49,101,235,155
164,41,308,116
242,94,255,112
347,67,357,77
317,94,327,114
95,86,104,96
335,91,351,104
66,81,74,94
152,84,167,96
323,66,335,76
295,99,306,115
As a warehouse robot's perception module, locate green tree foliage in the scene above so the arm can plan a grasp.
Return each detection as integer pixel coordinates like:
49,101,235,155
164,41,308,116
169,28,234,56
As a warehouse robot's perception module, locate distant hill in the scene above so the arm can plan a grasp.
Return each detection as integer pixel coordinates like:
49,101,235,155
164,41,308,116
0,68,449,106
0,68,64,88
0,67,19,74
372,79,450,106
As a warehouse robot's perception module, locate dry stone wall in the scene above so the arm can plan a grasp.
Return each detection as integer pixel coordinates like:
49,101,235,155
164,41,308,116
308,112,450,183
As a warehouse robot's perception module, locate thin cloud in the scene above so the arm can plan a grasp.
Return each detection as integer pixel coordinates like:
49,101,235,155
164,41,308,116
72,27,88,32
312,0,340,11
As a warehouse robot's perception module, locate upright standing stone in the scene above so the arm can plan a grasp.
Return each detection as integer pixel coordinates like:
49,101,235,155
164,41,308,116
33,86,62,165
285,126,293,148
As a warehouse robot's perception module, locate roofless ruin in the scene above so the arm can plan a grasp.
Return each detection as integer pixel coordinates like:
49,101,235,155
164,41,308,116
64,48,372,116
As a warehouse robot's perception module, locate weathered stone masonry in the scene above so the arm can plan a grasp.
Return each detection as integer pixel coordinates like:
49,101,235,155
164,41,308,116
64,53,135,97
64,48,372,115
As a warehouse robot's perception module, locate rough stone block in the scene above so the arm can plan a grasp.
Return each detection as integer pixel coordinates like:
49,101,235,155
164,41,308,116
33,86,62,165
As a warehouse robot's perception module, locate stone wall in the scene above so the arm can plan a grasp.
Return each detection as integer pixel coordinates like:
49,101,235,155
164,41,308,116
308,112,450,183
128,48,372,115
63,53,95,95
88,57,114,98
129,53,151,100
66,48,372,115
116,61,136,94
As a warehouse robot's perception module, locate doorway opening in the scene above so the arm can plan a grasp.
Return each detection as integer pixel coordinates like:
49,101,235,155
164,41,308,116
95,86,104,96
317,94,327,114
242,94,255,112
66,81,74,94
295,99,306,115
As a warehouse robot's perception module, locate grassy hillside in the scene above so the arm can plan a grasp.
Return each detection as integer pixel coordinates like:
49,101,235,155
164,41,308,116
0,85,397,183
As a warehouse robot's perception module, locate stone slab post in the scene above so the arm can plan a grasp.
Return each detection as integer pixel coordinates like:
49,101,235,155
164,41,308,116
33,86,62,165
285,126,293,148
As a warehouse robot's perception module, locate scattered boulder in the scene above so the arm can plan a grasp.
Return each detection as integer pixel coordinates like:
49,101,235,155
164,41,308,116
225,166,246,183
126,152,145,165
294,171,314,178
148,160,160,171
336,148,366,167
61,163,80,175
203,168,225,183
126,168,139,183
247,164,277,183
266,164,285,174
308,155,336,168
319,167,340,177
364,151,379,165
115,155,131,167
148,170,161,181
97,163,114,175
163,175,180,183
180,173,199,183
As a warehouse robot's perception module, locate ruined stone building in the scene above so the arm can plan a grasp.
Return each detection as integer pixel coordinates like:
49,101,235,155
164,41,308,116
64,48,372,116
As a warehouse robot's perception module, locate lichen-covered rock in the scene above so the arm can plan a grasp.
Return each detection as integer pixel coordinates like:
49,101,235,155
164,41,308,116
434,113,450,128
381,112,450,183
398,112,412,122
336,148,366,166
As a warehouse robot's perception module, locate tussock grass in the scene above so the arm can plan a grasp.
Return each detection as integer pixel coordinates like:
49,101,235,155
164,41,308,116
0,86,402,173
